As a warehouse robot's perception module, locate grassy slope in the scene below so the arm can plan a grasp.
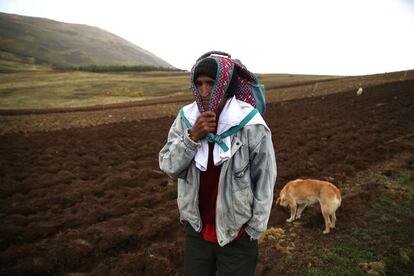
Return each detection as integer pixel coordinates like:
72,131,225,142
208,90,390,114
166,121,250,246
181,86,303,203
307,169,414,276
0,12,173,68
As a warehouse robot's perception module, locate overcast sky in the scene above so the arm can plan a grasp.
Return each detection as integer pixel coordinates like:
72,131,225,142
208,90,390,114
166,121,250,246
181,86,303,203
1,0,413,75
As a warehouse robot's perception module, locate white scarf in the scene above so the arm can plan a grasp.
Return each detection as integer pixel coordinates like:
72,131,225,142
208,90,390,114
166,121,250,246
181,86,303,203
181,96,269,171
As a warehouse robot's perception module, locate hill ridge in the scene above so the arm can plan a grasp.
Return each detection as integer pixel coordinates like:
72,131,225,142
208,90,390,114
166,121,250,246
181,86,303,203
0,12,174,68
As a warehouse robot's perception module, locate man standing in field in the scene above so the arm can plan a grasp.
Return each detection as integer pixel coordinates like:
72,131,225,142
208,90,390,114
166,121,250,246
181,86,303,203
159,51,276,276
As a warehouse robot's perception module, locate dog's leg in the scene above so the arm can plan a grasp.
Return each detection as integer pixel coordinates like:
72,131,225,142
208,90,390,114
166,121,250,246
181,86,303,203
330,212,336,228
275,197,281,206
286,202,297,222
295,203,308,219
321,207,331,234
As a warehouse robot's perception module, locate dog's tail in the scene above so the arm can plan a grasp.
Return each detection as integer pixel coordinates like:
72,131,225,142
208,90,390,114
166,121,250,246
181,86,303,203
334,194,342,209
336,190,342,208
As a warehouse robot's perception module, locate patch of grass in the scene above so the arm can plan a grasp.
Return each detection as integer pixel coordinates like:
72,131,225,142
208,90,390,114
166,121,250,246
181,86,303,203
0,71,190,109
393,170,414,192
377,170,414,218
307,237,376,276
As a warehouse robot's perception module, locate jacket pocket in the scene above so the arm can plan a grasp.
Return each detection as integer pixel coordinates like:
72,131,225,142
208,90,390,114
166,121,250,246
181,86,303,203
234,161,249,178
232,161,250,191
231,182,254,224
177,169,194,211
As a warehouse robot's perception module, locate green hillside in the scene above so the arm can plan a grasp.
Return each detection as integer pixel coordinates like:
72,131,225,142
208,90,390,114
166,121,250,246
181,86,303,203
0,12,174,68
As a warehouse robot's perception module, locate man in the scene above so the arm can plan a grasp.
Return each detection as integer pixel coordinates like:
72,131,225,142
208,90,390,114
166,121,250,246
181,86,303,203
159,52,276,276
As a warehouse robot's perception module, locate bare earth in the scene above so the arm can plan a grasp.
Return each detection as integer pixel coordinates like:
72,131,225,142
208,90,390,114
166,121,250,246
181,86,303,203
0,80,413,275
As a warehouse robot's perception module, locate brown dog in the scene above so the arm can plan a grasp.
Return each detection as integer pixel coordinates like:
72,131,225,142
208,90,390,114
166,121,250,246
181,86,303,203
275,179,342,234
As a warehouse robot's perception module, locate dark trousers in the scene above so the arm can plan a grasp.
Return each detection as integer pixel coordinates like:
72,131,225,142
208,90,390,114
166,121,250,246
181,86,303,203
184,224,258,276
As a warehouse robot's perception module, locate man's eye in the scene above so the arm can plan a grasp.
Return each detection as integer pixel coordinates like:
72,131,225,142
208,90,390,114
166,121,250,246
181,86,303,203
195,80,214,88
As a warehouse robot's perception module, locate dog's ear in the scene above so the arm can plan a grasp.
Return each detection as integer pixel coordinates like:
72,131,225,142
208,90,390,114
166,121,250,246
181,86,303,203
275,197,281,206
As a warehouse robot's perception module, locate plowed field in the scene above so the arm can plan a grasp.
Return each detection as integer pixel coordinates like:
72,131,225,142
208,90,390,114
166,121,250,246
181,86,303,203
0,80,413,275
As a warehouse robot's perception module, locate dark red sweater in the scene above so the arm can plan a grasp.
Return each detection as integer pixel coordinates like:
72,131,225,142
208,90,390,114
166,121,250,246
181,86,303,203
199,142,220,225
199,141,246,243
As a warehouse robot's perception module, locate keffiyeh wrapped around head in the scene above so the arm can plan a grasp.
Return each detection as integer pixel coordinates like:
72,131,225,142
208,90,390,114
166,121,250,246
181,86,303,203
193,58,217,81
190,55,259,113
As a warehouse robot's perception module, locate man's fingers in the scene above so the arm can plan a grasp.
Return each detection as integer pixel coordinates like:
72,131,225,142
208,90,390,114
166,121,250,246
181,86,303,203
204,117,216,123
201,121,216,130
200,111,216,119
204,111,216,117
192,111,217,138
195,112,216,125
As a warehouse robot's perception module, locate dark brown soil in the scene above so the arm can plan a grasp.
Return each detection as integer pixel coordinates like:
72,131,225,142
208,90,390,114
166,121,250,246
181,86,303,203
0,80,413,275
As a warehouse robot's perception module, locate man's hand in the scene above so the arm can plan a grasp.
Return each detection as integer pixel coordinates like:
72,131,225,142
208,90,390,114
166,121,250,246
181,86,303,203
189,111,216,141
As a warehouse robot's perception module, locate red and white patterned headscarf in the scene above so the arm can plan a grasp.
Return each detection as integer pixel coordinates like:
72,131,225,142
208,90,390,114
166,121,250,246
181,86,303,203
191,55,258,113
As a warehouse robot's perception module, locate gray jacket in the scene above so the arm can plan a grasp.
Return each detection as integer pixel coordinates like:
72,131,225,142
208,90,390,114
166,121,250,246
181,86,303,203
159,113,277,247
